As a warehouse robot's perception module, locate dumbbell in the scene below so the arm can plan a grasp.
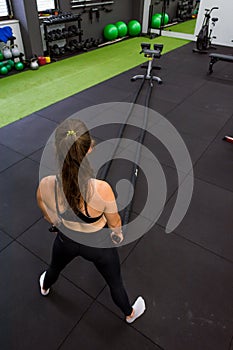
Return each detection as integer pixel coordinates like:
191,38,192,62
98,38,104,45
50,30,57,41
59,46,66,55
76,42,82,50
91,38,98,48
55,29,62,40
70,39,78,49
62,28,68,38
89,37,95,48
64,44,70,52
69,43,76,51
84,39,91,49
52,44,60,56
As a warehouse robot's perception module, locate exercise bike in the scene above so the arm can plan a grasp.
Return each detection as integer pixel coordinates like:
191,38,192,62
193,7,219,53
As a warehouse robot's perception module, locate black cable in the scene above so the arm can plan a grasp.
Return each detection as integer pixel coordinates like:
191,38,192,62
99,75,147,180
122,80,153,226
98,54,158,227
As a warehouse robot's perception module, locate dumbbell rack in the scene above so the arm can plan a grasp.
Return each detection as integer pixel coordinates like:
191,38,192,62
176,0,193,21
42,13,83,58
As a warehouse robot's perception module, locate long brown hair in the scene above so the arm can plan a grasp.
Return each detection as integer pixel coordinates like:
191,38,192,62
55,118,93,212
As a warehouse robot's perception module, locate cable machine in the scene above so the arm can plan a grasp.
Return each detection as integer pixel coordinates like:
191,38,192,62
99,43,163,234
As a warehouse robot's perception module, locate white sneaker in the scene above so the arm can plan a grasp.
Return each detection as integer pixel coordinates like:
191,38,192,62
126,296,146,323
39,271,50,296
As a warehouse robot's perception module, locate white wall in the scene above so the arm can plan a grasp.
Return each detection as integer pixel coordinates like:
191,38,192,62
194,0,233,47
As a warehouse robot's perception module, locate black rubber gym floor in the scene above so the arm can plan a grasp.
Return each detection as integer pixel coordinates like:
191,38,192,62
0,42,233,350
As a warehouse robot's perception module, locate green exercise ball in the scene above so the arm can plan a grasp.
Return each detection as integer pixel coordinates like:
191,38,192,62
15,62,24,71
128,20,141,36
103,24,118,41
151,14,161,29
115,21,128,37
162,13,169,25
0,52,4,61
0,66,8,75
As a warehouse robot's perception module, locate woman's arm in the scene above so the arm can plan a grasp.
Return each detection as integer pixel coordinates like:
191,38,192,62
36,187,53,224
100,181,124,243
36,179,60,226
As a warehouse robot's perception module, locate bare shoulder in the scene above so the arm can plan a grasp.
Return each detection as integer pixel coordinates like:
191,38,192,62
39,175,56,189
91,179,115,200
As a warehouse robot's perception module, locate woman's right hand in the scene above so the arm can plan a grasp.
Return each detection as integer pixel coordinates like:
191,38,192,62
111,231,124,244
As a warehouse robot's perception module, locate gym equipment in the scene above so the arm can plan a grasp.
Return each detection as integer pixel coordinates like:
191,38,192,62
7,59,14,68
128,20,141,36
151,12,169,29
68,25,79,36
151,14,162,29
103,24,118,41
37,56,47,65
43,13,83,58
115,21,128,37
71,1,114,9
2,45,12,59
223,135,233,144
42,12,81,24
193,7,219,53
131,42,163,84
0,66,8,75
10,44,20,57
30,58,39,70
51,44,60,56
208,53,233,74
14,61,24,71
163,13,169,25
5,63,12,71
176,0,193,21
99,42,163,227
143,0,171,39
192,0,200,19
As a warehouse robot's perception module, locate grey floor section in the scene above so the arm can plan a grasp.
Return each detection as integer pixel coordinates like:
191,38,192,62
0,42,232,350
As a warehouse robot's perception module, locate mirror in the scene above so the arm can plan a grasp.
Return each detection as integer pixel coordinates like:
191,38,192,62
144,0,199,40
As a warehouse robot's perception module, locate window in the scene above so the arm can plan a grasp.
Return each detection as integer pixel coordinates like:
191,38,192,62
36,0,57,12
0,0,12,19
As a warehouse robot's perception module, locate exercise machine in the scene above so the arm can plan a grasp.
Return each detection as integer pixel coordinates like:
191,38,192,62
193,7,219,53
99,42,163,228
208,52,233,74
208,40,233,74
131,42,163,85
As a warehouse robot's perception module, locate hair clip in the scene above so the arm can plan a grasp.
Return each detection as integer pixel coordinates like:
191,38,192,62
66,130,76,136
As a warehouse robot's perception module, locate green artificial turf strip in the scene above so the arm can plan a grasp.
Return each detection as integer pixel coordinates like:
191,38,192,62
165,19,197,34
0,36,190,128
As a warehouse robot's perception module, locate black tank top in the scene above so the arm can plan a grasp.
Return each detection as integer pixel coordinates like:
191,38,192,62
54,177,103,224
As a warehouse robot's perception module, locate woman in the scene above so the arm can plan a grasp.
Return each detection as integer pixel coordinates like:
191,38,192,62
37,118,146,323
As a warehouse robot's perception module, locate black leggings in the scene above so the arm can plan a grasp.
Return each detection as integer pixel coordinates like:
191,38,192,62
43,232,133,317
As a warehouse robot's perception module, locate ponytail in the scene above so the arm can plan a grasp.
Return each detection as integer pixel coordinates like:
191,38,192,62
55,119,93,212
